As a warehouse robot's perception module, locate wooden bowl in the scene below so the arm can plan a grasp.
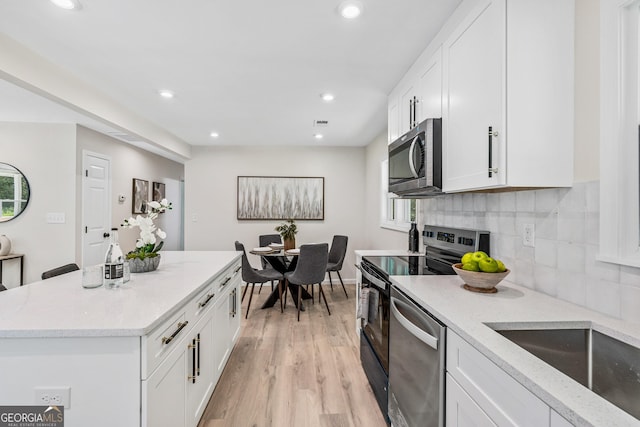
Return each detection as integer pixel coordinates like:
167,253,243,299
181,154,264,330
452,263,510,293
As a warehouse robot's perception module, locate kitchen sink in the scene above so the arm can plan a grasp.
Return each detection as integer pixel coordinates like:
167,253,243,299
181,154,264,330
489,324,640,420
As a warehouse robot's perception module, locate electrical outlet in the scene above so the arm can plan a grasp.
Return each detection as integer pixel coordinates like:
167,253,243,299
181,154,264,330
35,387,70,408
523,223,535,247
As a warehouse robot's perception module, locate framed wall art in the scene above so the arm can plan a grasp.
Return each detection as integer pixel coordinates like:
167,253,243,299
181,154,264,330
132,178,149,214
237,176,324,220
152,182,166,202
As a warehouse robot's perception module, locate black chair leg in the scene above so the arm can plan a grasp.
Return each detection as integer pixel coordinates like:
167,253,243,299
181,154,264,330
328,272,334,291
297,284,302,321
319,284,331,316
337,271,348,298
246,283,256,319
278,280,284,313
258,282,264,294
241,282,249,302
270,280,274,292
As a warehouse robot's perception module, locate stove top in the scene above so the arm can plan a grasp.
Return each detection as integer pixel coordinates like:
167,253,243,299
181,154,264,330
363,255,437,276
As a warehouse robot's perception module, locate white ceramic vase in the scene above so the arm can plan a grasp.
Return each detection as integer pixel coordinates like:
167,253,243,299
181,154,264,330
0,235,11,256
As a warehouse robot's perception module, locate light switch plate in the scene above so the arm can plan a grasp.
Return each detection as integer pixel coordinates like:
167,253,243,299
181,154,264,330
46,212,66,224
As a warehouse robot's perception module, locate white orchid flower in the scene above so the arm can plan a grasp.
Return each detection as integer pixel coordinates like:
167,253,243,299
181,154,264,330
147,201,161,210
121,199,171,257
156,229,167,239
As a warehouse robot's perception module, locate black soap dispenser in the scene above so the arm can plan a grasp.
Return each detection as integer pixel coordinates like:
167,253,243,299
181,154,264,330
408,222,419,253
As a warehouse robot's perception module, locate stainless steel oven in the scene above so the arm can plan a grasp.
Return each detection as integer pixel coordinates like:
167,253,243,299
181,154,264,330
358,226,490,425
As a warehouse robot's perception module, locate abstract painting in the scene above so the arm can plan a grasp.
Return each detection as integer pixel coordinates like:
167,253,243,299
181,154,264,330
237,176,324,220
152,182,165,202
132,178,149,214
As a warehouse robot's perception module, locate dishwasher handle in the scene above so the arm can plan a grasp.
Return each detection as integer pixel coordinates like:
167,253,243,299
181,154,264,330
391,296,438,350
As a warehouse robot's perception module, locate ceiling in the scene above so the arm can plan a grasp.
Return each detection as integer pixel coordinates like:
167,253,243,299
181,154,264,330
0,0,461,158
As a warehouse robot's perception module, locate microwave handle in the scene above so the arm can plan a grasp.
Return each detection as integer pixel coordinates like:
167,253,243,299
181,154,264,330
408,135,420,178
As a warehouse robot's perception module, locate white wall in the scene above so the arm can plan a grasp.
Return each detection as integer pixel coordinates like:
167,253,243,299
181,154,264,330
0,122,76,285
184,145,366,281
75,126,184,261
364,131,412,250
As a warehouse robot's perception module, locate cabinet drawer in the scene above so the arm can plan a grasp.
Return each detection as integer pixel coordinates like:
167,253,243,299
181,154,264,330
185,283,217,321
215,262,241,294
446,373,497,427
447,330,549,427
143,309,189,379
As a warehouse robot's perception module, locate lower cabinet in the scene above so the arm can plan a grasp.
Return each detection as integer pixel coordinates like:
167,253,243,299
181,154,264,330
143,260,242,427
446,330,573,427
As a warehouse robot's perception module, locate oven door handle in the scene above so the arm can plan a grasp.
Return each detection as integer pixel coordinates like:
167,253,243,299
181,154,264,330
360,266,388,290
391,297,438,350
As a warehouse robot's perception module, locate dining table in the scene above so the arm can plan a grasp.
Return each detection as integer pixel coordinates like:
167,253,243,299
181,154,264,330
248,247,313,310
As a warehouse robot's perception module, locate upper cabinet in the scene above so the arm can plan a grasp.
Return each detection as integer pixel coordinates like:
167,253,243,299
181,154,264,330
388,0,575,191
442,0,574,192
388,47,443,143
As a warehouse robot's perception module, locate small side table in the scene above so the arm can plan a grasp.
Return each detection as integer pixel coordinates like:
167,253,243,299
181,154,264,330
0,254,24,286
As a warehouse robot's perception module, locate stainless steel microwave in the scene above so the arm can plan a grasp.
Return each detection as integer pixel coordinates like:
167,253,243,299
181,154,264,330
388,118,443,197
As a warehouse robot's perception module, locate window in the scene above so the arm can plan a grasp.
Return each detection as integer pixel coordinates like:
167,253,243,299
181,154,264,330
599,0,640,266
380,159,417,231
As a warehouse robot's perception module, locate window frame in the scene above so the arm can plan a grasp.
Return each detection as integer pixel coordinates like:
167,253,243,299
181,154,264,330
380,159,417,232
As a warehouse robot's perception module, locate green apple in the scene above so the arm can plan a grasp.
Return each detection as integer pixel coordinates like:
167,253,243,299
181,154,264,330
471,251,488,263
496,260,507,272
462,261,480,271
478,257,499,273
461,252,474,264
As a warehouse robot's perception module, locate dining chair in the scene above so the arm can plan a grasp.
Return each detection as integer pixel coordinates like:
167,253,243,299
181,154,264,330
41,263,80,280
235,241,284,318
326,235,349,298
284,243,329,321
258,234,282,293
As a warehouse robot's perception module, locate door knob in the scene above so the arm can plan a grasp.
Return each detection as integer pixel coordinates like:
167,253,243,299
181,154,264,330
103,232,110,238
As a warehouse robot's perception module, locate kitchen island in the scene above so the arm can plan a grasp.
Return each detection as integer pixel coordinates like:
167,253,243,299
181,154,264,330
391,274,640,427
0,251,242,427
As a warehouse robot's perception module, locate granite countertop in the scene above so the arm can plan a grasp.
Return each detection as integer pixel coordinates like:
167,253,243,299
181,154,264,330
390,274,640,427
0,251,241,338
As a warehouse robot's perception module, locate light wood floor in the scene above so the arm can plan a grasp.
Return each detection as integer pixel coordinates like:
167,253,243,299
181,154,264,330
197,282,388,427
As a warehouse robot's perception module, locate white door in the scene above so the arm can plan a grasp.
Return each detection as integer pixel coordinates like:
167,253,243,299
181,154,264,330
82,152,111,267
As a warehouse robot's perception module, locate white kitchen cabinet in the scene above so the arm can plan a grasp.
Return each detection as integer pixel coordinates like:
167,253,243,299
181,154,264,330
186,315,215,426
446,329,567,427
442,0,574,192
388,96,400,143
212,274,240,383
389,47,444,142
417,46,443,120
446,373,497,427
144,338,187,427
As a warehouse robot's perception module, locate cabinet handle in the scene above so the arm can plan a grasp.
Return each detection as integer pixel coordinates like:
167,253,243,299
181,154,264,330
162,321,189,345
409,98,413,129
488,126,494,178
221,276,231,288
198,292,215,308
188,338,197,383
234,265,241,274
413,96,418,128
196,333,201,376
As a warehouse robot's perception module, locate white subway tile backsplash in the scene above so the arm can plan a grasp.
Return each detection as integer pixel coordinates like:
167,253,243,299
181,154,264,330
535,239,557,268
462,194,474,211
499,192,516,212
516,190,535,212
586,277,621,318
534,265,559,296
585,244,620,282
620,285,640,324
556,271,587,307
535,211,558,240
557,242,585,273
473,193,487,212
418,181,640,324
557,211,586,244
535,188,559,212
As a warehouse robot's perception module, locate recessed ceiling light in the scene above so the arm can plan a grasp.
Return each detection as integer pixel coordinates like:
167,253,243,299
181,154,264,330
338,1,363,19
314,134,324,140
158,89,174,99
210,132,219,138
321,93,335,102
50,0,81,10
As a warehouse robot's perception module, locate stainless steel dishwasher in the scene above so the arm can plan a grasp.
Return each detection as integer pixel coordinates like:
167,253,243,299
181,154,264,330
388,286,446,427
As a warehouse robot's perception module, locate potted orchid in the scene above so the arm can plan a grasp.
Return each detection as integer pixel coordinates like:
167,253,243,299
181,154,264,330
121,198,172,272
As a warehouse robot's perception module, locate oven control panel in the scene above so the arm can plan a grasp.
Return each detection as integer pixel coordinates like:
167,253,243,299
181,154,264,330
423,225,490,255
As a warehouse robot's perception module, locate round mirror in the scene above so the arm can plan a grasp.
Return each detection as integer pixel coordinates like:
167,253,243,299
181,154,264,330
0,162,30,222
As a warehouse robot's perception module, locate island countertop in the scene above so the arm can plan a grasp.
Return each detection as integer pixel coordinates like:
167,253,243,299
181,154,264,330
391,274,640,427
0,251,241,338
